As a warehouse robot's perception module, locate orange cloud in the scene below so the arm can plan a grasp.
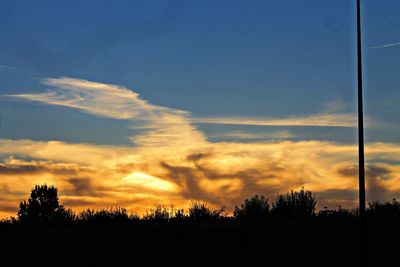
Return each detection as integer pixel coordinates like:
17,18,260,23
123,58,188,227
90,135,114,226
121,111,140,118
2,77,399,218
1,139,400,218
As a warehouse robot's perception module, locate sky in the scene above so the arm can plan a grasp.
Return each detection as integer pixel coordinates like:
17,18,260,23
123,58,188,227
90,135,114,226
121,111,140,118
0,0,400,218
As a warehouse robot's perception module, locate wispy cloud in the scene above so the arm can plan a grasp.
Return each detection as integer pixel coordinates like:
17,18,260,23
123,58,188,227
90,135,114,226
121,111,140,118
210,130,294,140
0,65,16,70
11,77,173,120
2,77,398,218
193,113,357,128
7,77,362,150
8,77,207,148
368,41,400,50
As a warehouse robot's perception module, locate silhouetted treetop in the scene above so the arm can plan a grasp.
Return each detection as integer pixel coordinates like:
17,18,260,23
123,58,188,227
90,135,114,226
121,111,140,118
10,184,400,226
188,201,225,221
234,194,270,220
272,188,316,219
18,184,73,224
143,204,171,222
79,207,133,224
368,199,400,221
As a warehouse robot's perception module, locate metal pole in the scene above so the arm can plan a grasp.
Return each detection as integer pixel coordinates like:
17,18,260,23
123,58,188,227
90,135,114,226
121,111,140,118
357,0,367,264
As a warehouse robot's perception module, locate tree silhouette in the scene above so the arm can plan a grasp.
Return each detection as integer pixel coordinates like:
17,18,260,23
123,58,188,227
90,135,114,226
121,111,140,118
188,201,224,221
272,188,316,219
368,199,400,221
17,184,72,224
79,207,132,224
234,194,270,220
143,204,171,222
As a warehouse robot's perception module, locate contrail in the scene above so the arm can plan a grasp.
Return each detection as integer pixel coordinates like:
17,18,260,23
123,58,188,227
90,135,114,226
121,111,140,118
0,65,16,70
368,41,400,50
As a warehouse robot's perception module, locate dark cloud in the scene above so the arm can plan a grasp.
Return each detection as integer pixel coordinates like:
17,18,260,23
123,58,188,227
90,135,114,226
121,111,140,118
66,178,93,196
337,164,391,179
186,153,210,162
62,199,95,207
63,177,113,198
337,165,358,177
367,165,391,180
365,165,392,202
0,161,82,176
0,183,26,198
337,163,398,202
316,189,358,202
0,164,45,175
0,205,17,213
366,165,393,202
160,159,305,210
160,162,216,204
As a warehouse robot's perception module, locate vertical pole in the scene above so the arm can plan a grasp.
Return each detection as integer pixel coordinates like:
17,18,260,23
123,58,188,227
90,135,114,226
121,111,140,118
357,0,367,265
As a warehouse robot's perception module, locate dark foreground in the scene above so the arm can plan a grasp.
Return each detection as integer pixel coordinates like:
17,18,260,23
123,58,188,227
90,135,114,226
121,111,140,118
0,220,398,267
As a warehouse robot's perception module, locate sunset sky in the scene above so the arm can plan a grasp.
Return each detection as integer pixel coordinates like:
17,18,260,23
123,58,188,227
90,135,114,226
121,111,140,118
1,0,400,218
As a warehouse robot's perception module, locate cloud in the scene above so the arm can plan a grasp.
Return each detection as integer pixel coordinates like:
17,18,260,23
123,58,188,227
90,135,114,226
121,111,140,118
0,139,136,167
210,130,294,140
322,99,348,113
193,113,357,128
0,65,16,70
336,163,400,203
369,42,400,50
0,157,83,176
2,77,400,217
37,77,160,120
315,189,358,208
0,205,18,213
8,77,207,148
65,178,95,196
1,138,400,217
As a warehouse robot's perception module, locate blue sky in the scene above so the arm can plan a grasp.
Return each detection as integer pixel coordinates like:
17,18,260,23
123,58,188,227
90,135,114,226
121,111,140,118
0,0,399,216
1,0,399,145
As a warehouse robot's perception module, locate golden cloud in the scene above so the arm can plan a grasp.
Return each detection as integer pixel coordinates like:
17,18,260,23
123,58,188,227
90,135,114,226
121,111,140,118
1,138,400,218
192,114,358,128
1,77,399,218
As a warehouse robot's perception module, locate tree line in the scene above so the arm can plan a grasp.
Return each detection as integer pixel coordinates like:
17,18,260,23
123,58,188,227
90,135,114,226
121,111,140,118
2,184,400,225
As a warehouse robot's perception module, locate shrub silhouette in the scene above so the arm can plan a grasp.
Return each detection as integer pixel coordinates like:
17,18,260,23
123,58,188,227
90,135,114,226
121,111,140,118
5,185,400,266
368,199,400,221
233,194,270,220
78,207,133,224
171,209,186,222
169,206,186,222
188,201,224,221
17,184,73,224
318,206,355,222
143,204,171,222
272,188,316,219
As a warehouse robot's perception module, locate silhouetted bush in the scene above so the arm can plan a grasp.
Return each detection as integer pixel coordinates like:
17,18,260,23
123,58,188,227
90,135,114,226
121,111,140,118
78,207,133,224
169,206,186,222
143,205,171,222
188,201,225,221
17,184,73,224
368,199,400,221
318,206,355,222
11,184,400,226
233,195,270,221
271,188,316,219
0,217,17,225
